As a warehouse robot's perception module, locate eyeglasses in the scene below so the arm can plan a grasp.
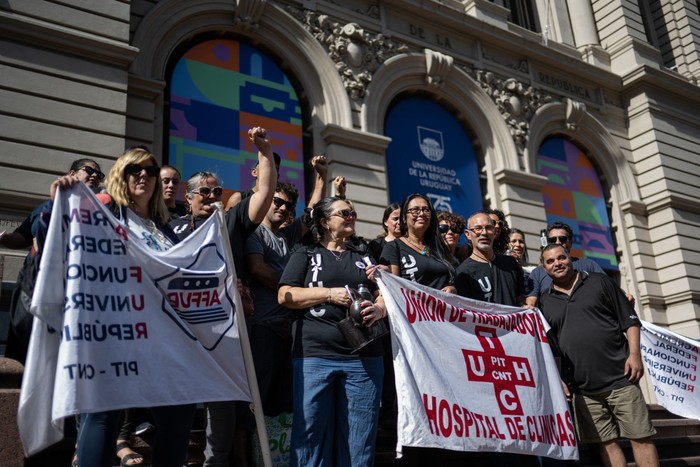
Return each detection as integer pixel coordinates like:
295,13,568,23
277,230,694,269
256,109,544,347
547,235,569,244
406,206,431,216
331,209,357,219
125,164,159,177
193,186,224,198
79,166,105,181
467,225,496,235
272,196,295,211
439,224,461,234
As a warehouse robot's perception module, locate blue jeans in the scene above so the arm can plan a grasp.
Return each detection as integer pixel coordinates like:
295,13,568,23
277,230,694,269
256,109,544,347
290,356,383,467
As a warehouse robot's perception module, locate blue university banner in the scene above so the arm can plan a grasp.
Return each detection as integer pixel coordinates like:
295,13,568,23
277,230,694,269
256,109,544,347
384,97,482,215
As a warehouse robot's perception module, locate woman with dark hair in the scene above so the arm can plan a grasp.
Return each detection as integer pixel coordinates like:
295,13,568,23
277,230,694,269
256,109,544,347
508,228,536,280
486,208,510,255
367,202,401,263
437,211,466,267
278,196,386,467
380,193,455,292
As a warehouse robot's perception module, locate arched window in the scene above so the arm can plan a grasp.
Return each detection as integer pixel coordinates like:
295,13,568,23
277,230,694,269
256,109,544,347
536,137,618,271
167,38,305,209
384,96,482,216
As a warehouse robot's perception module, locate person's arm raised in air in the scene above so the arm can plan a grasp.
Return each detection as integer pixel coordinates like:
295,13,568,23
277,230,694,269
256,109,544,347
246,126,277,224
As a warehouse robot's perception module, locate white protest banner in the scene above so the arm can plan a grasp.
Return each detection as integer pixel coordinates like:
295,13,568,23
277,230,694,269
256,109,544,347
19,183,250,455
377,272,577,460
640,320,700,420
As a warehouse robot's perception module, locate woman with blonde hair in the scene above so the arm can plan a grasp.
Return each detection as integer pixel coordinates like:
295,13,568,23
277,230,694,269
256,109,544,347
54,146,192,467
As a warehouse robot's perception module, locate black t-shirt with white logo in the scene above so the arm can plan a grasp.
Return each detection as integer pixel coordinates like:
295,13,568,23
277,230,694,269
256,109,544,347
380,239,452,290
454,255,524,306
279,245,381,358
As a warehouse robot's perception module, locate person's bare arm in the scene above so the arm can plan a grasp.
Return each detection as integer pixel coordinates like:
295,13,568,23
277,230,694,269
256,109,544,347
246,127,277,224
624,325,644,383
334,176,347,198
307,155,328,208
278,285,352,309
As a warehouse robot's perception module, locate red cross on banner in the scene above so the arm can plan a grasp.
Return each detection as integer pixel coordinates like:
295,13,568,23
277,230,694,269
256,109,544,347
462,325,536,416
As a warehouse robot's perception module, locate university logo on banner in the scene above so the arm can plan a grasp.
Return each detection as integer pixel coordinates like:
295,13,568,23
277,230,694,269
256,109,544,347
640,320,700,420
19,183,250,456
377,272,578,460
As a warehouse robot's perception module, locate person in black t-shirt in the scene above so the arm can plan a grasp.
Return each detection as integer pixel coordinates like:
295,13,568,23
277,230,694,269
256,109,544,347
170,126,277,467
278,196,386,467
455,211,524,306
380,193,455,292
367,202,401,264
538,244,658,467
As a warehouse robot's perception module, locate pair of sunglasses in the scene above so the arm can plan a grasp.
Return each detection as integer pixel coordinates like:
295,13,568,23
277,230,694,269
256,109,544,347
438,224,461,234
547,235,569,244
194,186,224,197
272,196,295,211
332,209,357,219
79,165,106,181
125,164,159,177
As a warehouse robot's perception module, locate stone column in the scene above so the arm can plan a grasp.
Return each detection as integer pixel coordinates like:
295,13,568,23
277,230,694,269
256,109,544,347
567,0,599,47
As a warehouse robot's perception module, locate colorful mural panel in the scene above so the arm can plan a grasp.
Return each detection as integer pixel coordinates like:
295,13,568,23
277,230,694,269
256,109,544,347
536,137,618,270
168,39,304,211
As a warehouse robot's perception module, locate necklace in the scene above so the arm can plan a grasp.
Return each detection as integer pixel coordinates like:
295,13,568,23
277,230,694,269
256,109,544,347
328,249,344,261
471,250,495,267
404,237,427,255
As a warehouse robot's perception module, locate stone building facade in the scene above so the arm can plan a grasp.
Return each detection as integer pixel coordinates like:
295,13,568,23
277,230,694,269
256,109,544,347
1,0,700,347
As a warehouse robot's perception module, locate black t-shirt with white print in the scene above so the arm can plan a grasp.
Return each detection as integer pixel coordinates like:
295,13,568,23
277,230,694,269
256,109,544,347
454,255,524,306
279,244,381,358
379,238,452,290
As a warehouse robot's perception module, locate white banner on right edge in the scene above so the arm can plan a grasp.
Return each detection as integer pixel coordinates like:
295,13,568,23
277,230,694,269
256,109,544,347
640,320,700,420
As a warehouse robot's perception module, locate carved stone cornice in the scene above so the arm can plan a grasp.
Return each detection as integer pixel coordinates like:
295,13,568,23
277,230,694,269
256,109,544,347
234,0,266,33
469,68,554,156
286,6,408,100
425,49,453,87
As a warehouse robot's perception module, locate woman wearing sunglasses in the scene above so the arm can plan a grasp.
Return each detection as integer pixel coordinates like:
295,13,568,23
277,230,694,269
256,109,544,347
437,211,466,267
170,172,226,238
380,193,456,293
51,146,195,467
278,196,386,467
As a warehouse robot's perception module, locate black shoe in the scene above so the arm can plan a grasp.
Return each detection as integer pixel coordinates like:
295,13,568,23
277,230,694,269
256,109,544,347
134,422,155,437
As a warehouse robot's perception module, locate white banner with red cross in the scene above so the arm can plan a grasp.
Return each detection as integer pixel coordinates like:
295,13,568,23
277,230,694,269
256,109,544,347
377,272,578,460
640,320,700,420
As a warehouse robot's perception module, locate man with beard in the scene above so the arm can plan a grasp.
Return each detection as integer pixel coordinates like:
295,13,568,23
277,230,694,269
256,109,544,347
455,210,524,306
538,244,658,467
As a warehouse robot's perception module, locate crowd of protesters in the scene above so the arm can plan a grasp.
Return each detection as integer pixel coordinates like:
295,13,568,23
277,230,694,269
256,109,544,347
0,127,659,467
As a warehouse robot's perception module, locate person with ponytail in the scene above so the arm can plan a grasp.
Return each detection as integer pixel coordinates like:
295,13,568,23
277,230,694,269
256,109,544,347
278,196,385,467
